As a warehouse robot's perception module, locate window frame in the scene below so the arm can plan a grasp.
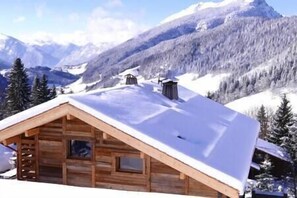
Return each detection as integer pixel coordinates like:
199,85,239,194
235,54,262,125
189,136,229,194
112,153,145,175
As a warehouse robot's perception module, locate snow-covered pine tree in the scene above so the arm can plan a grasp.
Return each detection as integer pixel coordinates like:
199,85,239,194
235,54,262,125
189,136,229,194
257,105,269,140
49,85,57,100
4,58,30,116
288,115,297,197
268,94,294,151
256,154,275,192
30,75,42,106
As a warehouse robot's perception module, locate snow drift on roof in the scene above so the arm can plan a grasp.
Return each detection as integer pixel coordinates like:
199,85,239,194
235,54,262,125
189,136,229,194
256,138,291,162
0,82,260,194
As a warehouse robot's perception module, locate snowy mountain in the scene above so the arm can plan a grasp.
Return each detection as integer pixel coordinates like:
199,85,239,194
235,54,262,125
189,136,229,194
56,42,112,70
0,33,111,69
161,0,281,24
82,0,285,89
0,33,59,68
32,42,79,63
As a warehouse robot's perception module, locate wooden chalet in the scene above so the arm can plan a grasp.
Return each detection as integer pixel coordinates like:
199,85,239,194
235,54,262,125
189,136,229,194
0,82,260,198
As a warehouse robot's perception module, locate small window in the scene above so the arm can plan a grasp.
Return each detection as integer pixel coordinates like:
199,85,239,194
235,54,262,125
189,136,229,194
116,156,143,173
68,140,91,159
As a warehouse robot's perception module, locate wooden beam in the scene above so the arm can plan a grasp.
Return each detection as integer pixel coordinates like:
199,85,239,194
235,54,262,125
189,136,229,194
185,175,189,195
92,164,96,188
63,162,67,185
180,172,186,180
25,128,40,137
67,104,239,198
0,103,69,142
66,114,75,120
2,136,20,146
140,152,145,159
102,132,109,140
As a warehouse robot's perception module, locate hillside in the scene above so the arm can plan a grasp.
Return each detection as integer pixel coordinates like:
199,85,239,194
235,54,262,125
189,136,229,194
82,0,289,90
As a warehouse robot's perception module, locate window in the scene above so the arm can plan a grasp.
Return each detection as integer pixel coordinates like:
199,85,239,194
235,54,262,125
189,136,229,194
116,156,143,173
68,140,91,159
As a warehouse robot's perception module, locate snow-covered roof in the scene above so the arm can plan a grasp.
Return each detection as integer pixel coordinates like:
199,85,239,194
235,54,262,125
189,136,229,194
256,138,291,162
0,82,260,194
250,162,260,170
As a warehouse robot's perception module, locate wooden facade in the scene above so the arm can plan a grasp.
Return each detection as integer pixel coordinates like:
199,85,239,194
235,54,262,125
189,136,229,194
0,104,239,197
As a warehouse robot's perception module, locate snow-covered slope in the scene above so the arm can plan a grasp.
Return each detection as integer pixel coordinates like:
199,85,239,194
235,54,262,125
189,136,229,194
226,88,297,114
161,0,281,24
83,0,284,88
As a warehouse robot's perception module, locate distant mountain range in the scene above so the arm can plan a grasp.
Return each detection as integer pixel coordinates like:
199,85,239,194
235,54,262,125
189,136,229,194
0,33,111,69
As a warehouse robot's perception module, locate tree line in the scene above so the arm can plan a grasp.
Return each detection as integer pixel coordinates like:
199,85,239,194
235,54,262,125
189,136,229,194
253,94,297,196
0,58,56,120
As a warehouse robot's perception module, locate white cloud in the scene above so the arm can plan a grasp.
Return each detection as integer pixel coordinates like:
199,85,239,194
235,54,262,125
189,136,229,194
20,6,149,47
13,16,26,23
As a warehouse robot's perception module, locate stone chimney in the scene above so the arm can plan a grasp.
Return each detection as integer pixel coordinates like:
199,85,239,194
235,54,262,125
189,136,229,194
162,79,178,100
125,74,138,85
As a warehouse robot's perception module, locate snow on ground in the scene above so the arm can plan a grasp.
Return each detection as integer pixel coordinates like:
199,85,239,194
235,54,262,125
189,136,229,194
226,88,297,114
0,81,259,194
177,73,229,96
0,180,200,198
64,63,88,75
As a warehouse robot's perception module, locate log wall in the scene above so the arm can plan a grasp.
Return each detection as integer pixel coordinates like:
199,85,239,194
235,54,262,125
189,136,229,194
17,116,222,197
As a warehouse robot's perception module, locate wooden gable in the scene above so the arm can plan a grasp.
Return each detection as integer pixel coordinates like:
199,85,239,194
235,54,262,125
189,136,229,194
0,103,239,197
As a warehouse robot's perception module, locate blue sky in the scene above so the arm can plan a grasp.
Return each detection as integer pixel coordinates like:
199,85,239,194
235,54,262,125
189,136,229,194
0,0,296,45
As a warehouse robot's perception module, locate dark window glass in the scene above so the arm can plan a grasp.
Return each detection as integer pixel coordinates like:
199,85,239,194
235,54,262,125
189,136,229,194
117,156,143,173
69,140,91,158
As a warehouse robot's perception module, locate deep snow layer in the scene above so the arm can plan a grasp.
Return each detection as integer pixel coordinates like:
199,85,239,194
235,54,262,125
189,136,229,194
0,180,200,198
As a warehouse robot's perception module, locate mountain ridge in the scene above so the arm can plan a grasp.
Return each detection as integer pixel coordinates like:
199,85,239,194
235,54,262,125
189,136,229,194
82,0,288,89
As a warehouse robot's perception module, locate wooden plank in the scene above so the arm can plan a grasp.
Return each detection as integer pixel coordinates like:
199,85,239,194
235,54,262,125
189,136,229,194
25,128,40,137
35,135,40,180
0,103,69,142
67,104,239,198
2,135,20,146
146,156,151,192
92,164,96,187
63,162,67,185
185,175,189,195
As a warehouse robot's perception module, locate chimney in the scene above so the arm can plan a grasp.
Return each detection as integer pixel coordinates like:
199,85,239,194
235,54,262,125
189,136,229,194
125,74,138,85
162,79,178,100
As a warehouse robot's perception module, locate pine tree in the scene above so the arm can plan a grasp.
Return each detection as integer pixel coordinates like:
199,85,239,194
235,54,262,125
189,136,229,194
256,155,275,192
288,116,297,197
4,58,31,116
257,105,269,140
30,76,42,106
49,85,57,100
268,94,294,151
39,74,50,103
